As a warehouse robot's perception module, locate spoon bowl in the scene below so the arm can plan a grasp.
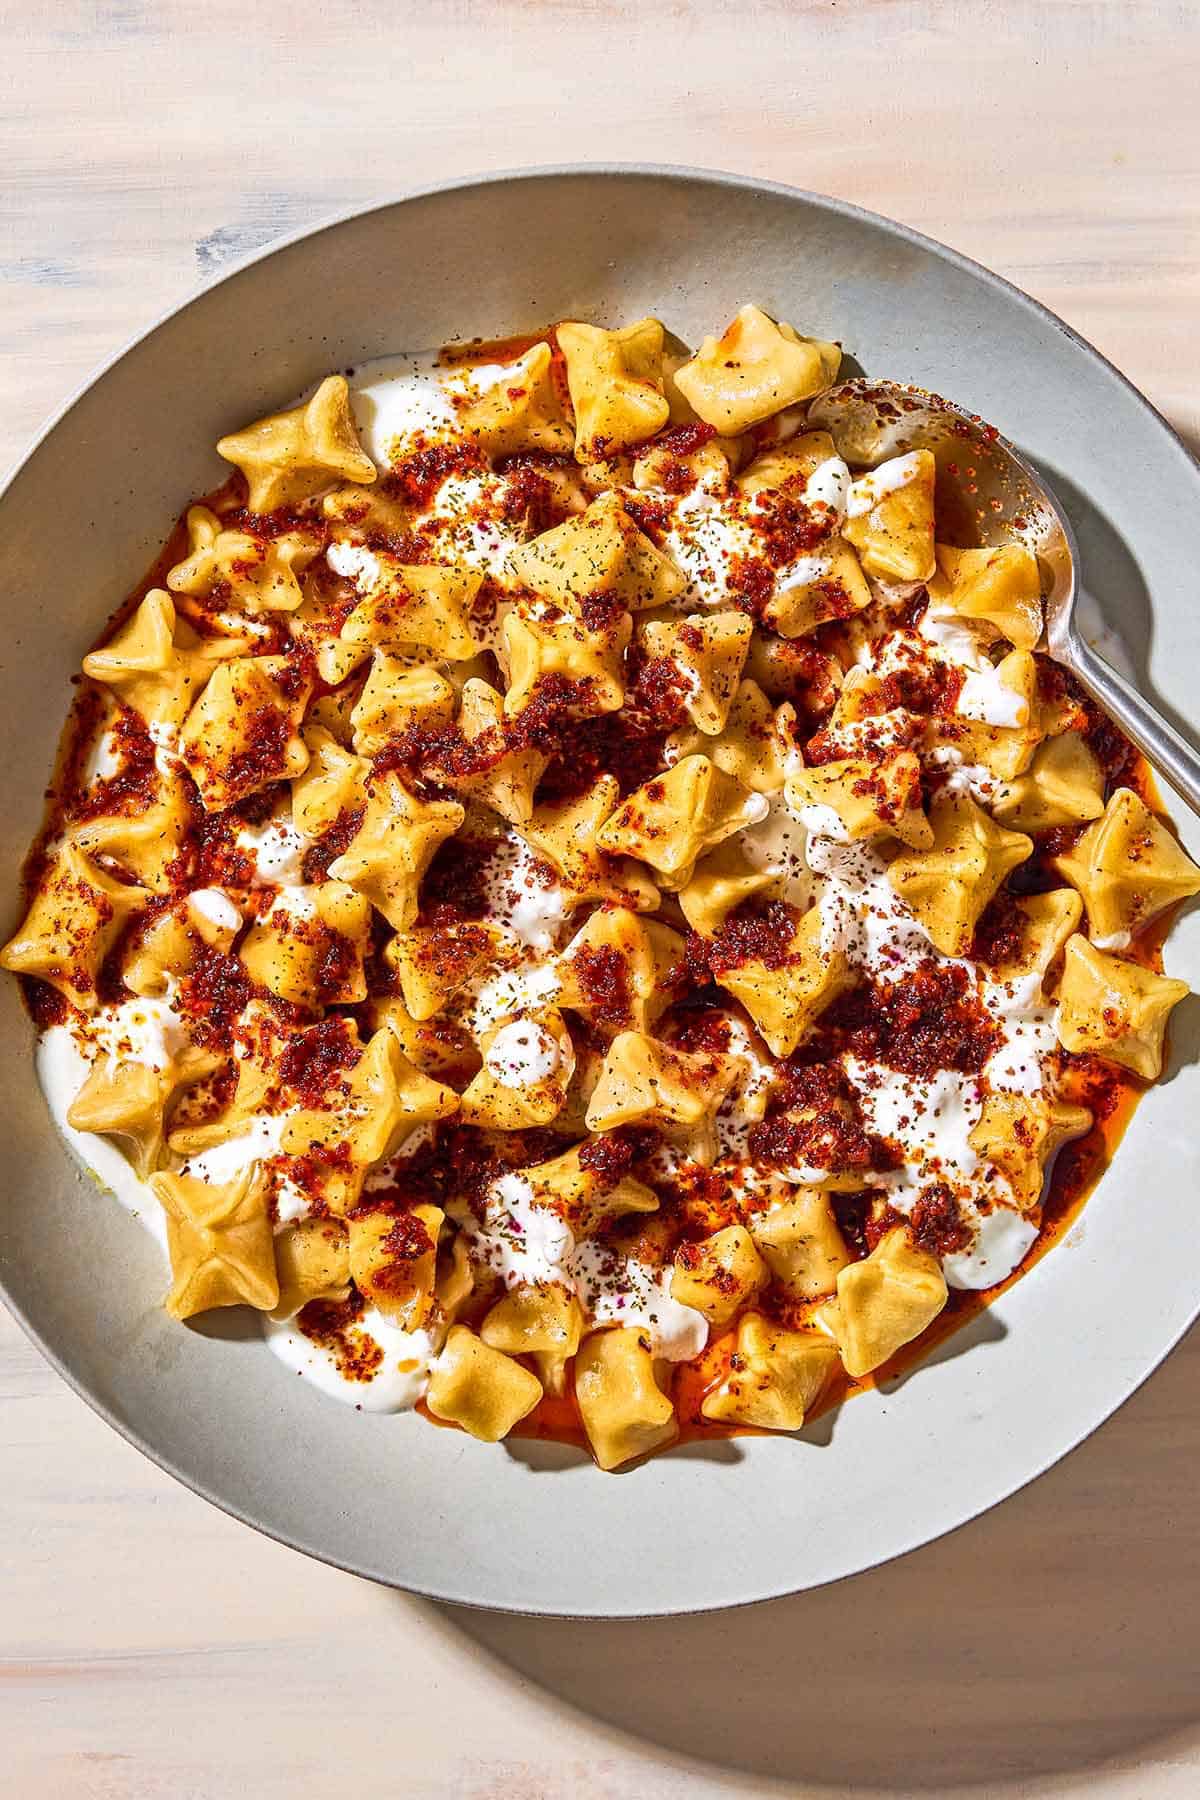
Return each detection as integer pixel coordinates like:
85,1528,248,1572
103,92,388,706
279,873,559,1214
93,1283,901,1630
809,378,1200,814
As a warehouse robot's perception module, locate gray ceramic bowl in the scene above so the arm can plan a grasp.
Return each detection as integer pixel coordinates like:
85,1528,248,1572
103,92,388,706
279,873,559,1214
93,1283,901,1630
3,167,1199,1618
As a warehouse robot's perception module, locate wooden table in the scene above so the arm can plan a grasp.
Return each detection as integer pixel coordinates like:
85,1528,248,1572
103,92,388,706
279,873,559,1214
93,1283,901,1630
4,3,1199,1793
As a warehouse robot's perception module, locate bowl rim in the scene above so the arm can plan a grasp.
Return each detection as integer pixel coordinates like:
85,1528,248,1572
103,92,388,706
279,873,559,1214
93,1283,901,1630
3,161,1199,1617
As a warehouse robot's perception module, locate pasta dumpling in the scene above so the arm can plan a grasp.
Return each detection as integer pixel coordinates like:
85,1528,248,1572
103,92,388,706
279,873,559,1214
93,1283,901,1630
0,842,148,1011
151,1167,279,1321
817,1226,948,1379
180,654,312,810
1053,787,1200,945
888,792,1032,957
217,373,376,513
557,318,670,460
595,754,766,887
701,1315,838,1431
670,1225,769,1326
927,543,1043,650
843,450,937,582
673,304,841,434
458,341,574,457
426,1325,543,1441
506,492,685,611
1056,934,1190,1079
574,1327,678,1470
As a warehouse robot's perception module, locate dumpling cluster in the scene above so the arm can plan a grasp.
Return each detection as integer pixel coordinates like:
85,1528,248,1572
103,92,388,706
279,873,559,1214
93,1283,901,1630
5,307,1195,1471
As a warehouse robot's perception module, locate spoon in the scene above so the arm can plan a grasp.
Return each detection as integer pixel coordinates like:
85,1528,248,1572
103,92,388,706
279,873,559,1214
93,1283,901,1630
807,379,1200,816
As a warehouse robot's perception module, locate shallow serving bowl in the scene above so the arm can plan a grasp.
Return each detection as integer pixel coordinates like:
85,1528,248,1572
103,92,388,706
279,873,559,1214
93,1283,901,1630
2,166,1198,1618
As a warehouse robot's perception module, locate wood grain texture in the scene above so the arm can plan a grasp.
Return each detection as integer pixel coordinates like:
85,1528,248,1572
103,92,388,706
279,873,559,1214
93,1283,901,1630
3,1,1200,1794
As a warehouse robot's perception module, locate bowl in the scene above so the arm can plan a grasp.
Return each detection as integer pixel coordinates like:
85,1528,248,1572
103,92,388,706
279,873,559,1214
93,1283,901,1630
3,166,1199,1618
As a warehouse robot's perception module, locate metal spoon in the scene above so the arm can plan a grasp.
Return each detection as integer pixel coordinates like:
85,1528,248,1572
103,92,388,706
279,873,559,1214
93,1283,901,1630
808,379,1200,816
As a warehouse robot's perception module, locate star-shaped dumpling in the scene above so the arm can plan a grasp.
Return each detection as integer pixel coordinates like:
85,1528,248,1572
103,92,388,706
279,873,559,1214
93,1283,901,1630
67,1038,222,1177
290,725,369,837
557,318,670,460
701,1313,839,1430
523,1139,658,1238
459,1008,577,1130
991,731,1105,833
759,536,872,640
216,374,376,514
348,1198,444,1329
673,304,841,435
786,749,932,850
709,901,854,1057
926,543,1044,650
458,341,574,458
518,778,659,912
595,754,768,889
638,611,753,735
888,792,1032,957
843,449,937,583
349,657,455,758
340,555,485,662
670,1225,768,1326
678,839,781,937
969,1089,1093,1210
1053,787,1200,944
166,505,322,614
279,1025,459,1209
82,591,245,735
506,492,685,611
1055,934,1190,1079
501,602,631,720
423,679,548,827
815,1225,947,1378
271,1217,351,1321
385,920,497,1023
180,654,312,810
977,888,1082,983
666,679,791,794
574,1326,678,1470
238,879,373,1008
327,770,464,930
555,906,683,1036
585,1029,737,1164
72,762,193,893
151,1166,278,1319
0,842,148,1012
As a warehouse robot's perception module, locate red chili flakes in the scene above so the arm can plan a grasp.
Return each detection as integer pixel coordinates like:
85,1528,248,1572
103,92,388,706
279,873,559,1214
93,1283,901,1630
178,945,254,1051
577,1128,639,1191
726,553,775,617
909,1184,973,1257
571,942,634,1027
69,706,159,825
826,961,999,1077
388,437,485,509
880,657,964,717
624,654,690,731
278,1016,360,1106
301,804,366,884
971,890,1027,969
296,1292,384,1385
418,835,501,925
747,488,832,568
708,900,798,974
19,975,69,1029
622,494,674,544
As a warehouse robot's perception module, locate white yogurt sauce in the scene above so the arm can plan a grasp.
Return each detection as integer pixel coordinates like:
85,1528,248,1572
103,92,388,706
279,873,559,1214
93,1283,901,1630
264,1310,437,1412
484,1019,563,1085
942,1204,1039,1291
845,451,924,518
236,816,310,886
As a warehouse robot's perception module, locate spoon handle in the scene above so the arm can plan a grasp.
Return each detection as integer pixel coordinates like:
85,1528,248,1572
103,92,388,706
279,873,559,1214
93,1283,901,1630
1060,622,1200,818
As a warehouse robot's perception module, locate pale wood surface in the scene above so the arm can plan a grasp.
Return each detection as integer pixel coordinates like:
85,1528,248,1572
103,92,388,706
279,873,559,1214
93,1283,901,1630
4,2,1200,1795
